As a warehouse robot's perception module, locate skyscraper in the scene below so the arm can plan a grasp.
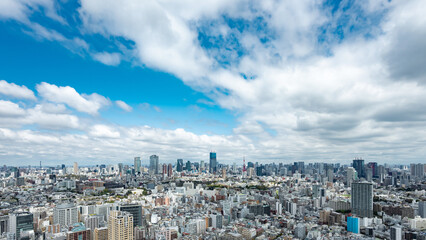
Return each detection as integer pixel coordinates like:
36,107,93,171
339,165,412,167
108,211,134,240
149,155,159,174
419,201,426,218
346,167,357,187
351,182,373,218
186,161,191,171
73,162,78,174
209,151,217,174
176,159,183,172
134,157,141,174
353,159,365,179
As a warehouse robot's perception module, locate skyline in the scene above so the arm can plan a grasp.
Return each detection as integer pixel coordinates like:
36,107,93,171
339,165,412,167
1,0,426,165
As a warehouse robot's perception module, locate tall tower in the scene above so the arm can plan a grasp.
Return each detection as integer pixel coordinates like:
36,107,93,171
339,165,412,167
149,155,159,174
108,211,133,240
351,182,373,218
353,158,365,179
209,151,217,174
134,157,141,174
243,157,246,172
73,162,78,175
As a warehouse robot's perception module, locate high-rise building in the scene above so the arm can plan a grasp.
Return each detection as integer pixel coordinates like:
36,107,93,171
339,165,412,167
0,215,8,235
176,159,183,172
367,162,378,178
390,226,402,240
94,227,108,240
209,152,217,174
73,162,78,174
134,157,141,174
9,212,34,240
351,182,373,218
186,161,191,171
54,203,79,227
353,159,365,179
118,204,142,227
149,155,159,174
167,164,173,177
419,201,426,218
346,167,357,186
108,211,134,240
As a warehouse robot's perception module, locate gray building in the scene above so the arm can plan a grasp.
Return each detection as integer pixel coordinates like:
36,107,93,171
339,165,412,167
419,201,426,218
149,155,159,174
53,203,79,227
353,159,365,179
119,204,143,227
134,157,141,174
9,212,34,240
351,182,373,218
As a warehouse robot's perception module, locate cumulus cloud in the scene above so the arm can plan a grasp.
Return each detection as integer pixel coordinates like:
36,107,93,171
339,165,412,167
36,82,110,115
89,124,120,138
0,100,26,117
115,100,132,112
2,0,426,163
0,80,36,100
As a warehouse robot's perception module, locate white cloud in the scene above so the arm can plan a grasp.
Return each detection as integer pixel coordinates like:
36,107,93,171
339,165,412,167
2,1,426,163
93,52,121,66
36,82,110,115
0,80,36,100
0,100,26,117
89,125,120,138
115,100,132,112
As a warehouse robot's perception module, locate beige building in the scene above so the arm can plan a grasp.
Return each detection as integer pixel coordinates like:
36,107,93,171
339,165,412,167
94,227,108,240
108,211,133,240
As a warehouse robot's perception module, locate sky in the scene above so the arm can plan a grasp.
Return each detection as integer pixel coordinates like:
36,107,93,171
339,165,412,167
0,0,426,166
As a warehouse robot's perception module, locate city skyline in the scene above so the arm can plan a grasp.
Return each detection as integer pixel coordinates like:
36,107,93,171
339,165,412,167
1,1,426,165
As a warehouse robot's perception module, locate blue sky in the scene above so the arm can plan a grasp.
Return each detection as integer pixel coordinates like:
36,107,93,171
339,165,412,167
0,21,236,135
1,0,426,165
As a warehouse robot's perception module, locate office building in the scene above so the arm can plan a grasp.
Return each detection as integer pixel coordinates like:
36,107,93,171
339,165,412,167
149,155,159,174
346,167,357,186
54,203,79,227
390,226,402,240
9,212,34,240
353,159,365,179
209,151,217,174
134,157,141,174
118,204,142,227
351,182,373,218
176,159,184,172
108,211,134,240
419,201,426,218
73,162,78,174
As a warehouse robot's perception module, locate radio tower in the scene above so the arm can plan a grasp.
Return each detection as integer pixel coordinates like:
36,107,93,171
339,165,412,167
243,157,246,172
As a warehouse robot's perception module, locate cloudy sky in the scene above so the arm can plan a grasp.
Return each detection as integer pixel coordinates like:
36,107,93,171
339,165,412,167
0,0,425,166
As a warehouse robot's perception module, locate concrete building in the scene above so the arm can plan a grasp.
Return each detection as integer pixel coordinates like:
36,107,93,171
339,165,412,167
351,182,373,218
390,226,402,240
94,227,108,240
54,203,79,227
108,211,133,240
9,212,34,240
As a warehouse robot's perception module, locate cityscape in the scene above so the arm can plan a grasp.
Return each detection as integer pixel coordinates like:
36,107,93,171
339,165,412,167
0,157,425,239
1,0,426,240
